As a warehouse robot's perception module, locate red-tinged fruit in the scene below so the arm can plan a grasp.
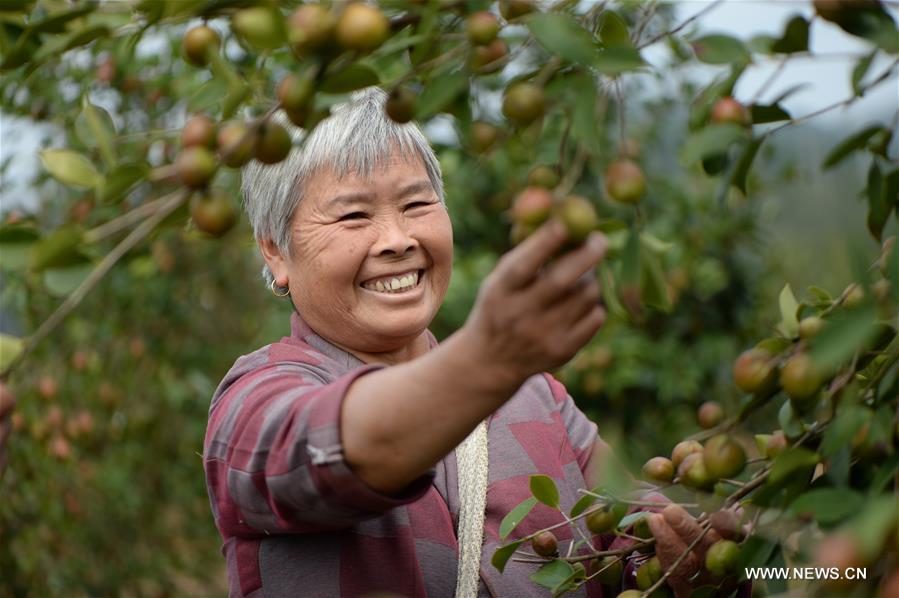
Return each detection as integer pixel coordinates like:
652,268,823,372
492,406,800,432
813,533,864,588
254,122,292,164
277,74,314,114
288,4,336,53
703,434,746,479
604,159,646,204
37,376,58,400
732,348,777,395
470,39,508,73
711,97,750,126
512,187,553,226
780,353,823,405
531,530,558,557
385,87,417,124
192,190,237,237
671,439,703,469
679,452,714,490
176,146,218,189
183,25,220,67
642,456,675,483
95,56,116,84
466,11,501,45
335,3,389,52
181,115,217,149
698,401,724,429
502,83,545,126
217,122,254,168
50,435,71,460
470,121,499,153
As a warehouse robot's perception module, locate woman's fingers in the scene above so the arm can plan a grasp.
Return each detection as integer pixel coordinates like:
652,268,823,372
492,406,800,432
496,219,570,289
531,234,607,307
647,513,696,597
662,504,721,559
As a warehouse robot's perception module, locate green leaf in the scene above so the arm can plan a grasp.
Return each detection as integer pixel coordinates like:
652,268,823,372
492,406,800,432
0,333,24,372
39,149,101,189
44,262,92,297
28,5,94,33
491,539,524,573
223,81,250,121
691,34,750,65
778,284,800,338
531,560,574,590
528,13,599,66
569,72,601,158
319,64,380,94
866,162,890,242
870,453,899,495
729,136,763,195
851,496,899,561
530,474,560,508
75,97,116,168
822,125,884,169
415,71,468,120
594,46,645,75
0,224,37,270
30,225,85,272
771,82,811,104
771,16,809,54
569,493,597,518
750,103,791,124
770,447,819,484
851,51,877,95
777,401,803,440
738,536,778,569
500,497,537,540
808,285,833,306
640,244,671,312
681,124,747,164
618,511,649,530
98,162,149,203
598,11,631,48
789,488,863,524
808,306,879,370
821,406,868,458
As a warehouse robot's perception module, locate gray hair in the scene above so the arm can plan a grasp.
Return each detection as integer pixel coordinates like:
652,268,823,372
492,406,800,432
240,87,446,291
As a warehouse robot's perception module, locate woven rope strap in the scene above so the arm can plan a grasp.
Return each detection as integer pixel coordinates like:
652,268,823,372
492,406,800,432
454,419,489,598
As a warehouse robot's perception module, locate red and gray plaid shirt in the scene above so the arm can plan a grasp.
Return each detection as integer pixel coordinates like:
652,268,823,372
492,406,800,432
204,312,620,597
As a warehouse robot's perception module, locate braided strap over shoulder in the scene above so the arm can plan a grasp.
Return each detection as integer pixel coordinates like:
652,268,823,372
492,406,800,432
454,419,489,598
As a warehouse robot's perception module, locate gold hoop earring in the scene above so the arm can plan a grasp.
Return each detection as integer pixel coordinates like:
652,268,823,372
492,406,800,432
271,280,290,297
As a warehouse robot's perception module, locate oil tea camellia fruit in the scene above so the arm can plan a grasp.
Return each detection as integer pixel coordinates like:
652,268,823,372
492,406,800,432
531,530,558,557
596,557,623,585
586,505,623,534
181,115,216,149
604,159,645,204
780,353,823,405
642,456,675,483
182,25,220,67
703,435,746,479
287,4,335,53
705,540,740,577
470,121,499,153
217,122,254,168
636,556,663,590
191,191,237,237
254,122,292,165
512,187,553,226
711,97,750,126
335,3,389,53
177,146,217,189
527,165,559,189
555,195,598,244
385,87,417,124
466,11,501,45
502,83,545,126
732,348,777,395
470,39,508,73
671,439,703,469
698,400,725,429
231,7,286,50
679,452,714,490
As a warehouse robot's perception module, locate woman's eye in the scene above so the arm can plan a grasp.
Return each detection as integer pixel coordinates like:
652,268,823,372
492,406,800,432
339,212,366,221
405,201,431,210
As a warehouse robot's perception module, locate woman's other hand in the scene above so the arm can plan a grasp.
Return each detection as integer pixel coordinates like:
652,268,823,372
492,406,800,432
463,218,608,386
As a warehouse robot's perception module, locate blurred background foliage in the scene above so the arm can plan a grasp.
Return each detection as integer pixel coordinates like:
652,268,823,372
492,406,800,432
0,0,895,595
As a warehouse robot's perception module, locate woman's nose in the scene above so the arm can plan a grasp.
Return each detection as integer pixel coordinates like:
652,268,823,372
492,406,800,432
372,217,419,255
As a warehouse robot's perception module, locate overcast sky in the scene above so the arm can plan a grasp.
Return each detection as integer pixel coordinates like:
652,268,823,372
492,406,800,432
1,1,897,211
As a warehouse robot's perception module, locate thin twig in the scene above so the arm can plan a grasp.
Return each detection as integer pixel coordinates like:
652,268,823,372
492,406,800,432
637,0,726,49
84,191,180,244
750,55,790,104
0,190,190,380
641,521,713,597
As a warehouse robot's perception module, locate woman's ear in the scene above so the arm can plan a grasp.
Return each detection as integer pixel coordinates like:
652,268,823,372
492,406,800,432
259,239,289,287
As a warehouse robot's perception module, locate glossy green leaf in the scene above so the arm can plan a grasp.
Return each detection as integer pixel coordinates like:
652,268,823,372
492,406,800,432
771,16,809,54
821,406,868,457
822,125,884,169
44,261,93,297
416,71,468,120
569,72,601,158
594,46,645,75
681,124,747,165
319,63,380,94
691,34,750,65
569,493,597,518
770,447,819,484
28,5,94,33
491,539,524,573
39,149,101,189
530,474,560,508
0,333,24,372
640,244,671,312
778,284,800,338
500,497,537,540
598,11,631,48
729,135,763,195
851,496,899,560
777,401,803,441
531,560,574,590
789,488,863,523
75,97,116,167
30,225,84,272
851,51,877,95
528,13,599,66
808,306,878,370
750,103,791,124
808,285,833,306
98,162,149,203
866,162,890,241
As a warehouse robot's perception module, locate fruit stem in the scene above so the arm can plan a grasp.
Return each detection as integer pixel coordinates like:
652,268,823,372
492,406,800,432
84,193,178,244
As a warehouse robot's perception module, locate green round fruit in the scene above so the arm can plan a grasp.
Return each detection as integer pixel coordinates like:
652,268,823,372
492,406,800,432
697,401,725,429
671,439,703,469
470,121,499,153
191,190,237,237
254,122,292,164
843,284,865,308
780,353,823,405
181,115,216,149
512,187,553,227
527,165,560,189
703,435,746,480
385,87,417,124
555,195,597,244
469,39,508,73
231,7,286,50
636,556,663,590
586,505,623,534
466,11,500,45
732,348,777,395
502,83,545,126
176,146,217,189
335,3,389,52
287,4,335,53
595,556,623,585
798,316,825,340
604,159,645,204
642,456,675,484
217,122,254,168
679,452,714,490
182,25,220,67
531,530,558,557
277,74,314,114
617,592,643,598
705,539,740,577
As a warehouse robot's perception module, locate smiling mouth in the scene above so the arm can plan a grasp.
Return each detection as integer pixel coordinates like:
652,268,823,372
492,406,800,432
361,269,425,294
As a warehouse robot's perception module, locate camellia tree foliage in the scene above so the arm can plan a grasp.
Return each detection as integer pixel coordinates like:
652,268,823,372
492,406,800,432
1,0,898,596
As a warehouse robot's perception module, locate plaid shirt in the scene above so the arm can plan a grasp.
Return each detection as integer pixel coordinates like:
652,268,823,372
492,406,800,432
204,312,615,597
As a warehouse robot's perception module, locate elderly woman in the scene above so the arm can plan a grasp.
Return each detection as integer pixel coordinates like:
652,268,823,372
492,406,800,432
204,89,724,598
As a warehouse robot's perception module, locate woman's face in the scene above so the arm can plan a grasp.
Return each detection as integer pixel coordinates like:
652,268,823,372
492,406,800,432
267,151,453,354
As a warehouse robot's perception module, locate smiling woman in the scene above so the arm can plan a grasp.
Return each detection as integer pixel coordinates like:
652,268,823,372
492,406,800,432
203,89,693,598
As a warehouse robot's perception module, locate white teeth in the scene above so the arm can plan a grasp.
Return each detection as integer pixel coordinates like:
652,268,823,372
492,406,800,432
364,271,420,293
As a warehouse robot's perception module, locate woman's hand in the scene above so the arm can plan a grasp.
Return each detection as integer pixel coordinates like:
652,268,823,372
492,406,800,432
462,218,608,386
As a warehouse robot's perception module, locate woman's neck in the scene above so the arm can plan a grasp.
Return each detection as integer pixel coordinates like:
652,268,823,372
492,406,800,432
340,330,433,366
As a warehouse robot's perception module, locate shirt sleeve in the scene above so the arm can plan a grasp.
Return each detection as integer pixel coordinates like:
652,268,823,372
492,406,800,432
204,362,436,538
